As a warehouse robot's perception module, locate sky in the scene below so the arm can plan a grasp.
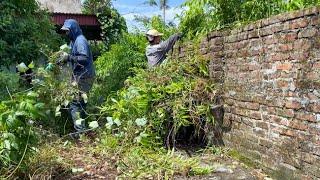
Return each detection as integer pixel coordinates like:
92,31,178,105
112,0,186,32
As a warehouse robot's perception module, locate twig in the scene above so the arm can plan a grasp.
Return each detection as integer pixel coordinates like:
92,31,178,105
6,86,13,100
6,126,31,179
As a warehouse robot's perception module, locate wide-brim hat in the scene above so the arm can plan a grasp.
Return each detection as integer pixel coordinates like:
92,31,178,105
146,29,164,37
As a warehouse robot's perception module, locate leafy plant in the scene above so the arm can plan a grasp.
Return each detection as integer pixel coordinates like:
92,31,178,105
0,91,46,168
91,33,147,104
179,0,320,39
0,72,20,101
82,0,127,50
0,0,62,67
99,44,217,148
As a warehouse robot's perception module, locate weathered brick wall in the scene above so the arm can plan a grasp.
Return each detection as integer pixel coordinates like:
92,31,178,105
175,7,320,179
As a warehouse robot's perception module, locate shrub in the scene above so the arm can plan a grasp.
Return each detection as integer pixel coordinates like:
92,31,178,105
179,0,320,38
0,71,20,101
0,0,61,67
99,46,218,148
91,33,147,104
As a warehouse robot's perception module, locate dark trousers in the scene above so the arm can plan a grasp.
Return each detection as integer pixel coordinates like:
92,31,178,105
69,77,94,132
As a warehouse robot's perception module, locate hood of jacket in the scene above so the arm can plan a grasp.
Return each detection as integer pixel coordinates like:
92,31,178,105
62,19,82,41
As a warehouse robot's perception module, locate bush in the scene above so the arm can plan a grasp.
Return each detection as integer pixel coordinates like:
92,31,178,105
91,33,147,104
0,0,61,67
0,71,20,101
179,0,320,38
0,91,46,168
99,46,218,148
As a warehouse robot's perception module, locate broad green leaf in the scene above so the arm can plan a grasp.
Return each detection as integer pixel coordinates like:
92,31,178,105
55,105,61,117
27,91,39,97
71,168,84,173
75,119,85,126
105,117,114,129
89,121,99,129
135,118,147,127
63,100,70,107
81,93,88,104
4,140,10,150
114,118,121,126
60,44,71,53
28,61,35,69
15,111,26,116
35,103,45,109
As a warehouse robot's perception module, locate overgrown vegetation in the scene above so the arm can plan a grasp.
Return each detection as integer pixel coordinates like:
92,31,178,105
179,0,320,38
2,0,320,178
99,52,217,148
82,0,127,50
0,0,61,67
91,33,147,104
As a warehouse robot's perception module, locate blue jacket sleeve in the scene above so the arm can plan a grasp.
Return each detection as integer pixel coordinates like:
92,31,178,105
69,38,89,66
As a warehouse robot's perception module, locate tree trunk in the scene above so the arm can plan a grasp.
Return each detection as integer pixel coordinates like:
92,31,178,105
163,7,166,25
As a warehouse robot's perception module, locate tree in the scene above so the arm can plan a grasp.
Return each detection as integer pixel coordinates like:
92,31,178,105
82,0,127,50
0,0,61,68
82,0,112,14
144,0,169,24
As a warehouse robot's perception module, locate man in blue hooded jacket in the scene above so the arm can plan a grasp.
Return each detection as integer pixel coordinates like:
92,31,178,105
59,19,95,136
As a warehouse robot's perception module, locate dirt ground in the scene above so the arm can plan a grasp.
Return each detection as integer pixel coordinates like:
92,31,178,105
48,141,270,180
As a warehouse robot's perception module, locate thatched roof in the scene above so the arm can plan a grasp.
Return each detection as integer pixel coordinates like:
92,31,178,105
37,0,82,14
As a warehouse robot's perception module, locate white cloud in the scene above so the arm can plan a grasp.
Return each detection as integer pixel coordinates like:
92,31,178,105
113,1,185,32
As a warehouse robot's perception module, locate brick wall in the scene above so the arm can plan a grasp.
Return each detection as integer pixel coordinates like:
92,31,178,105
174,7,320,179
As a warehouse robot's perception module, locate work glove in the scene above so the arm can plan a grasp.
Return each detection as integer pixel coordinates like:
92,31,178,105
56,52,69,65
16,62,29,73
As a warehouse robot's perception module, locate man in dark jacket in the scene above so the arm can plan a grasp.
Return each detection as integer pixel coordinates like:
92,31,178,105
145,29,181,67
59,19,95,136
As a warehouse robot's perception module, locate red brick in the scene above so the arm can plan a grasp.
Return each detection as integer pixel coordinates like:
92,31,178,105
209,45,223,52
279,118,289,126
290,52,310,61
276,79,290,88
288,120,308,131
280,129,296,137
306,72,319,81
281,33,298,42
264,35,278,45
313,62,320,68
298,28,318,38
309,103,320,113
209,37,224,46
269,53,290,61
247,110,262,120
271,115,283,123
234,108,248,116
311,15,320,26
285,99,302,109
256,121,269,129
294,39,312,51
267,107,276,114
276,63,293,71
277,108,295,118
289,18,309,29
307,93,319,101
246,102,260,110
277,43,293,52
